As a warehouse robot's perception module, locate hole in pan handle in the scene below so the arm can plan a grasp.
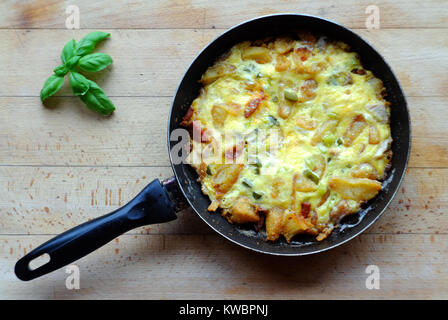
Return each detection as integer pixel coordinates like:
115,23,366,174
14,178,184,281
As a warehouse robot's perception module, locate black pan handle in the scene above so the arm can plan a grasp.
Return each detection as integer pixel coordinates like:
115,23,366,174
15,179,179,281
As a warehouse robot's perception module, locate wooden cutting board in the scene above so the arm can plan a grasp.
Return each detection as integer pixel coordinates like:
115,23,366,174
0,0,447,299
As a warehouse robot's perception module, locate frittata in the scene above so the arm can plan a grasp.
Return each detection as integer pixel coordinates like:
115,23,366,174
181,32,392,242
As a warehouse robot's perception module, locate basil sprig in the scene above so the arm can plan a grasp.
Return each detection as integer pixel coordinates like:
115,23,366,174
40,31,115,116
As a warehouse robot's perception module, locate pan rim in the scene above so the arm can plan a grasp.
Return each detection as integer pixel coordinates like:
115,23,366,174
167,13,411,256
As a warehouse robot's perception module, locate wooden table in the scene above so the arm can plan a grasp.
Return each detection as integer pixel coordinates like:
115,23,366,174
1,0,447,299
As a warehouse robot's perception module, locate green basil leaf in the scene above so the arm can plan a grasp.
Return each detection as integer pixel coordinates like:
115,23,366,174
74,31,110,56
65,55,81,70
78,53,113,72
79,80,115,116
69,72,90,96
61,39,76,63
40,75,65,102
53,64,69,76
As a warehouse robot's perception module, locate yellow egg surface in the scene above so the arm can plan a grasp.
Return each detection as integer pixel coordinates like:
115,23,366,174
181,33,392,242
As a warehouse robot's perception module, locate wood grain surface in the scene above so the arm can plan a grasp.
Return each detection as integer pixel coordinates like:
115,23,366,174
0,0,447,299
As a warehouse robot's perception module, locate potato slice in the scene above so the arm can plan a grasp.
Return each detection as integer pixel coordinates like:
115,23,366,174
316,226,334,241
270,178,284,199
311,119,338,145
329,177,382,201
207,199,220,211
278,103,292,119
275,55,291,72
366,104,388,123
301,79,318,100
329,200,361,224
292,48,312,73
227,102,242,116
200,63,235,85
211,105,228,128
369,124,380,144
351,163,379,180
273,38,294,54
228,197,259,224
266,208,283,241
213,164,244,194
367,77,386,98
293,173,317,193
242,47,272,64
296,117,316,130
281,212,316,243
343,114,367,146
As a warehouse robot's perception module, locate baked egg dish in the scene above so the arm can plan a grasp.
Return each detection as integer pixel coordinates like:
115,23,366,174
181,33,392,242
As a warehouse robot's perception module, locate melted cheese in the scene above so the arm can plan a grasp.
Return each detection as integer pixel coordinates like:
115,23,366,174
184,35,392,242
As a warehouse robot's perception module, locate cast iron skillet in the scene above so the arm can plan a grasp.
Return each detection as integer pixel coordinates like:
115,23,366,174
15,14,411,281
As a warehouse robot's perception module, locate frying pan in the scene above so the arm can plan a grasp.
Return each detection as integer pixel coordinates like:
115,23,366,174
15,14,411,281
